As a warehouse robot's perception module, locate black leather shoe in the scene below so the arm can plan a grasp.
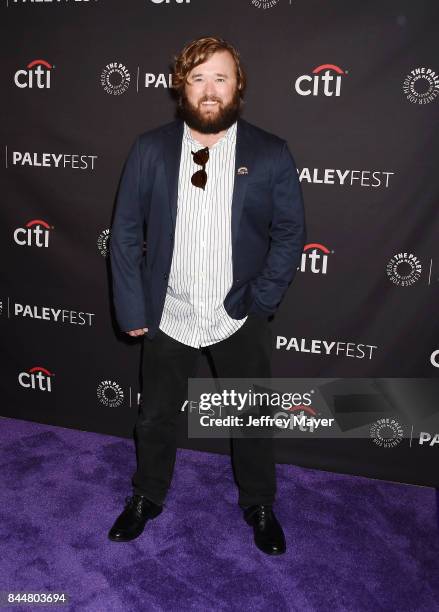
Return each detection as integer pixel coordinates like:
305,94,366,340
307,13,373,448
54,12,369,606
244,504,286,555
108,495,163,542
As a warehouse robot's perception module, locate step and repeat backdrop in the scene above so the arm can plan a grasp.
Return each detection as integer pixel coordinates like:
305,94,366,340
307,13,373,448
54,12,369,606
2,0,439,486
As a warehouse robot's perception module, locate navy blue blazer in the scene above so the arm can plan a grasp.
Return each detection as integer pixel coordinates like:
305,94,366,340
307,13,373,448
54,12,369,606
109,117,306,336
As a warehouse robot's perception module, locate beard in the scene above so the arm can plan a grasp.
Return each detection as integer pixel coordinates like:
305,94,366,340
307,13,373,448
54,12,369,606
177,88,242,134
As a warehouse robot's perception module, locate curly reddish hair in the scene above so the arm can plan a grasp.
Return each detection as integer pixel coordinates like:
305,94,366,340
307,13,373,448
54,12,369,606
172,36,247,100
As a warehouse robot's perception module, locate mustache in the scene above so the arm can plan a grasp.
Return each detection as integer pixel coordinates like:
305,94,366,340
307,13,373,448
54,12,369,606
199,97,222,103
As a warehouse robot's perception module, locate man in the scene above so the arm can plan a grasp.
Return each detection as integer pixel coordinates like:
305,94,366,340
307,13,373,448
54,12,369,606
108,36,306,555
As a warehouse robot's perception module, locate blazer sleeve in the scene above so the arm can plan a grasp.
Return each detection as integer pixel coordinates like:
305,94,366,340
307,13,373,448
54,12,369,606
109,136,147,332
248,140,306,318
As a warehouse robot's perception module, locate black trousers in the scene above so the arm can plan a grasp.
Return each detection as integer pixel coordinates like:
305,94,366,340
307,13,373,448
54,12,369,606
132,313,276,507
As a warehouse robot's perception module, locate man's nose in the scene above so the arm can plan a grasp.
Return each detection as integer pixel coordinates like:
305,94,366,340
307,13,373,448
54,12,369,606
203,80,217,97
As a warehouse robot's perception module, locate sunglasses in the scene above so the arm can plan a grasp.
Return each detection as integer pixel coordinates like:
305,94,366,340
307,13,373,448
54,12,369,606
191,147,209,190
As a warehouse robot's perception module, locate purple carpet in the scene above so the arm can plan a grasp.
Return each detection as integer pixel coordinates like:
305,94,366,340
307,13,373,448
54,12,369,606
0,416,438,611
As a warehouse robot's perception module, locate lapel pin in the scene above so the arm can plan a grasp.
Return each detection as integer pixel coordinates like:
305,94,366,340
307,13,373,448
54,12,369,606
237,166,249,175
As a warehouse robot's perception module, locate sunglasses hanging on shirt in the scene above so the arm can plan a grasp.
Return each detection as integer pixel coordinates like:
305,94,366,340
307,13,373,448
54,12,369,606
191,146,209,190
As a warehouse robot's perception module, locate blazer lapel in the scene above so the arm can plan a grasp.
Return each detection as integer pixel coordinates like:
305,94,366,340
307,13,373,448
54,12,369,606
231,118,256,248
163,119,184,231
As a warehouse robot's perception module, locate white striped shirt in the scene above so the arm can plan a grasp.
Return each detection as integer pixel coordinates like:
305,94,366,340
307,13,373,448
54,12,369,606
158,120,247,348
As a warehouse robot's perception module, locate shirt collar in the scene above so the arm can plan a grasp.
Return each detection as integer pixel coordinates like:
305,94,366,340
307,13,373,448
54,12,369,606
183,120,237,149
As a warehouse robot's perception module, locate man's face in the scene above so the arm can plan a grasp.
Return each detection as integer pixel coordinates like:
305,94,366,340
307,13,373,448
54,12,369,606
178,50,242,134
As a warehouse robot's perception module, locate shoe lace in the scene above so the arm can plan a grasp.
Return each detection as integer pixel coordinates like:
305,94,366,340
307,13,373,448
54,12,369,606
247,504,273,525
259,506,269,520
258,505,272,524
124,495,143,516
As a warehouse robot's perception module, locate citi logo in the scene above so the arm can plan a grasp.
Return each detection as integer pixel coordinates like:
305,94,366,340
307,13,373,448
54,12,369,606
295,64,346,97
298,243,331,274
14,219,53,248
430,350,439,368
14,59,54,89
149,0,191,3
18,366,54,392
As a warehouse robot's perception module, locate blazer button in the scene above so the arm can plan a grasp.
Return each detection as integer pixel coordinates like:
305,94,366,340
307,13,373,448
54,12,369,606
163,273,168,279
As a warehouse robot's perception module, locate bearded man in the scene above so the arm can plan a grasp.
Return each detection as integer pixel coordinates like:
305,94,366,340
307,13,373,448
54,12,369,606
108,36,306,555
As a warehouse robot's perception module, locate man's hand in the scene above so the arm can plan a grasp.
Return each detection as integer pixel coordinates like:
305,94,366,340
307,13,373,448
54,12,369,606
126,328,148,337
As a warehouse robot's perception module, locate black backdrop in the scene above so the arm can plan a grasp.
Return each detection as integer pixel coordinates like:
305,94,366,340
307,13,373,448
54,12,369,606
2,0,439,486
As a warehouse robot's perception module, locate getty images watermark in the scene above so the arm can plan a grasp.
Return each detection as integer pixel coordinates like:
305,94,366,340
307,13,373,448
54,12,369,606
196,385,334,430
187,378,439,443
187,378,334,439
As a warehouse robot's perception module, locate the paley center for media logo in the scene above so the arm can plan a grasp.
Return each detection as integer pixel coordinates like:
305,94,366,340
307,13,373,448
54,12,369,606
386,252,422,286
250,0,280,9
97,229,110,257
403,67,439,105
370,418,404,448
97,380,125,408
